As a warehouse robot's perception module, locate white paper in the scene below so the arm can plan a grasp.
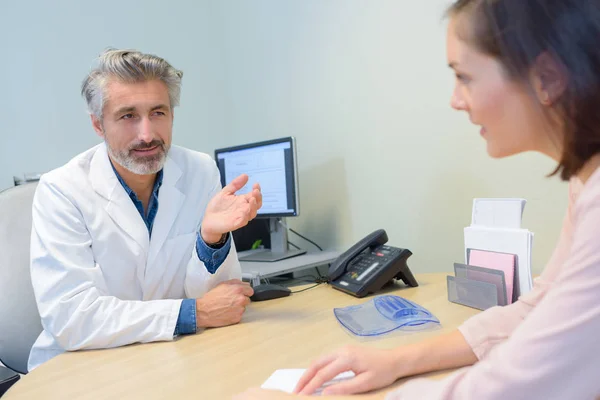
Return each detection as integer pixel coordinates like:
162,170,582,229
261,369,355,395
471,198,526,229
464,226,533,297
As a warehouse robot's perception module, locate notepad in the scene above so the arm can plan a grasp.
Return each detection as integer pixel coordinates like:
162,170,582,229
261,369,355,394
467,249,515,304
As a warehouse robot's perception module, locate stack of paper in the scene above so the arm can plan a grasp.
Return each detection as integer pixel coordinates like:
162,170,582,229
464,198,534,301
261,369,355,394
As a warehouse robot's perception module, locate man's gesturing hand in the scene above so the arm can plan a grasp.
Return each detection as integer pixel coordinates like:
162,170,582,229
201,174,262,244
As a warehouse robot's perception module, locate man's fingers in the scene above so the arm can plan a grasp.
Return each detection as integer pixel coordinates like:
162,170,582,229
253,188,263,209
246,190,262,219
223,174,249,194
235,194,259,222
235,293,252,307
239,284,255,297
248,196,258,217
240,295,251,307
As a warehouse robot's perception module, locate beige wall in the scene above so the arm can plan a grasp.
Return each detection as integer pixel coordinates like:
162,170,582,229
1,0,567,275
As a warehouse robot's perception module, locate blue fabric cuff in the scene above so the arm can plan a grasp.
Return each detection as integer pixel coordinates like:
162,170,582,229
174,299,197,337
195,233,232,274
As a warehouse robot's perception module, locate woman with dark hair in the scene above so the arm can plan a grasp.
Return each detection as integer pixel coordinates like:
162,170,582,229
236,1,600,399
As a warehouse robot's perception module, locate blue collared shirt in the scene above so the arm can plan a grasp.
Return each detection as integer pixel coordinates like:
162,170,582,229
111,163,231,336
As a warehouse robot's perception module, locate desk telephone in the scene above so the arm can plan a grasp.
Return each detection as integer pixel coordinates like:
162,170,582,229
328,229,418,298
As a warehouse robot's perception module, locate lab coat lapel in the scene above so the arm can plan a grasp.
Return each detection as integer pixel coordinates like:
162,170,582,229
147,154,185,266
89,143,150,252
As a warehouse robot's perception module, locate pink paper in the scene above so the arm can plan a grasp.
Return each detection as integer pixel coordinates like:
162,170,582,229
469,249,515,304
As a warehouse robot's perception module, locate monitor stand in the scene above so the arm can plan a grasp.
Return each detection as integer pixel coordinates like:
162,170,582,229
239,218,306,262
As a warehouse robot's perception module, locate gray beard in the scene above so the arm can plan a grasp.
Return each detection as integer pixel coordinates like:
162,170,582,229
106,141,170,175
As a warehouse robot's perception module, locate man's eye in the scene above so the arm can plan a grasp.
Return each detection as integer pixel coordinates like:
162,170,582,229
153,111,166,116
121,113,134,120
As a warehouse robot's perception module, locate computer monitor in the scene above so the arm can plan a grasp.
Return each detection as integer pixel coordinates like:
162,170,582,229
214,137,306,262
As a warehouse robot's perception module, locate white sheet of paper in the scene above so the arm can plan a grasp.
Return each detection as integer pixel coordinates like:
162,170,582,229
464,226,533,297
261,369,355,394
471,198,526,229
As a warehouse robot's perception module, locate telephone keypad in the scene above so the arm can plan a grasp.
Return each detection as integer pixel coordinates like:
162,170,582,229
342,245,402,283
329,233,417,298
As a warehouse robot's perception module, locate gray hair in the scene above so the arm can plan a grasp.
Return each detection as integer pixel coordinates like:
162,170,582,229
81,48,183,119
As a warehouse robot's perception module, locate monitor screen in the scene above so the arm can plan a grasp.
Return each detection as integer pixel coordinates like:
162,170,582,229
214,137,299,218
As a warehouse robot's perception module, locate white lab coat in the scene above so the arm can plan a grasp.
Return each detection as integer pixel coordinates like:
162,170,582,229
28,143,241,371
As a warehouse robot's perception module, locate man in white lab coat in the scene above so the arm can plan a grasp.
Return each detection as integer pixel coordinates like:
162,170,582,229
28,49,262,371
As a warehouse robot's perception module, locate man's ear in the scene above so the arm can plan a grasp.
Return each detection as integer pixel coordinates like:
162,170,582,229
91,115,104,138
531,52,568,106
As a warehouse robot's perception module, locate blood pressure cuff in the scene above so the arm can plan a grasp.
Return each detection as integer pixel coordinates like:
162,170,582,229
334,295,440,337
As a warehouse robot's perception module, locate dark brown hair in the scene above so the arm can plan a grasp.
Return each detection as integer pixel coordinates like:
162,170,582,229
447,0,600,180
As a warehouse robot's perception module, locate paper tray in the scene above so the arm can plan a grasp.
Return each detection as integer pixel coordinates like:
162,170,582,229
447,275,499,311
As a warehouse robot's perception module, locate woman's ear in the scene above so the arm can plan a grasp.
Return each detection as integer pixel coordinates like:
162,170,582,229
531,52,568,106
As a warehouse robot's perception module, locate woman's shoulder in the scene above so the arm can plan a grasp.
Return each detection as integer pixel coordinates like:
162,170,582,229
569,168,600,230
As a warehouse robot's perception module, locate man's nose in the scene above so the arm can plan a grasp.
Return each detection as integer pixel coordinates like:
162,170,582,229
138,117,153,143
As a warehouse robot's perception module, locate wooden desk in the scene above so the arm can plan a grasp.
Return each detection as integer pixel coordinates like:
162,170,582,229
5,273,480,399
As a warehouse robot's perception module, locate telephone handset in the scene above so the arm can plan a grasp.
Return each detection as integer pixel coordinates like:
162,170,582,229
328,229,418,298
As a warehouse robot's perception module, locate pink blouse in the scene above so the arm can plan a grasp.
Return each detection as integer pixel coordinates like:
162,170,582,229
387,171,600,399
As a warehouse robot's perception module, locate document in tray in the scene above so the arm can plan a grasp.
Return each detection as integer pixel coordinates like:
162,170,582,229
261,369,355,394
464,226,533,297
467,249,515,304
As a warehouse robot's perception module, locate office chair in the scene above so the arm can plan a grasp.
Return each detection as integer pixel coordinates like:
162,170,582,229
0,182,43,396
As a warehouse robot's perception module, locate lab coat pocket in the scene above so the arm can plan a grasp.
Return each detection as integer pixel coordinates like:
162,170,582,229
148,232,198,297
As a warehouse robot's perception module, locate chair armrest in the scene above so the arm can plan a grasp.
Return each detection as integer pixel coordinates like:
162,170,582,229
0,366,20,398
